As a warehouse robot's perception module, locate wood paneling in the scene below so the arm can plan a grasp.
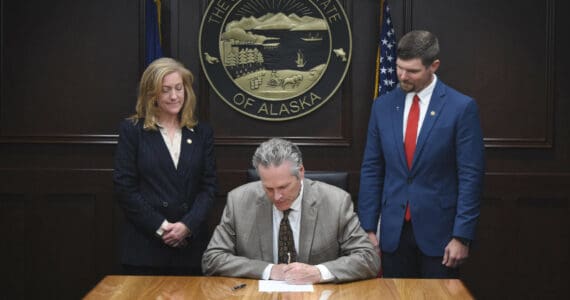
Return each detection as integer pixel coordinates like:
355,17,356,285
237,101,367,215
196,0,353,146
0,0,141,143
0,0,569,299
461,174,570,299
411,0,556,148
0,169,117,299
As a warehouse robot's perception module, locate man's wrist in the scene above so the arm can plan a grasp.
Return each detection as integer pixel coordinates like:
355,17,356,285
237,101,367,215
262,264,273,280
183,224,193,239
155,220,168,237
454,237,471,247
316,264,335,282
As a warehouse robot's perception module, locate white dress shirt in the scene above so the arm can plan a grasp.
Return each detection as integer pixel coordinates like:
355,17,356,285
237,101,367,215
402,74,438,141
158,123,182,169
261,181,335,282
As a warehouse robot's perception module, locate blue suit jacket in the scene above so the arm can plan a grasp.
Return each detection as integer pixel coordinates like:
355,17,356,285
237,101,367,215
358,80,485,256
113,119,217,267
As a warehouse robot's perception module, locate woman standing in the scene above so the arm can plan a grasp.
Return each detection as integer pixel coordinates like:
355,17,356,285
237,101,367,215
113,57,217,275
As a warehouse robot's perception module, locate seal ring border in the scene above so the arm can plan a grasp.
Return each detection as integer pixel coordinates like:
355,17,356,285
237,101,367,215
199,0,352,122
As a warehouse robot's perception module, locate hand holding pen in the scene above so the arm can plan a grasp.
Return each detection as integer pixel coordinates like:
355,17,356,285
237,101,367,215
282,262,322,284
269,253,291,280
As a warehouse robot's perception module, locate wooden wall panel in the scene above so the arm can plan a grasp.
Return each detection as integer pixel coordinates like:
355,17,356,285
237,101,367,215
208,93,351,146
0,169,116,299
0,0,141,143
0,0,569,299
461,174,570,299
411,0,555,148
195,0,353,146
515,197,568,298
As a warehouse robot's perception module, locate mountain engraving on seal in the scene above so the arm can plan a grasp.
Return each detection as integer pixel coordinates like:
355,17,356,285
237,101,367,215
199,0,352,121
221,12,328,100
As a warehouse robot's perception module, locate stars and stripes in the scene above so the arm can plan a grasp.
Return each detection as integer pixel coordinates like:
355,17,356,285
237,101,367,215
374,0,397,98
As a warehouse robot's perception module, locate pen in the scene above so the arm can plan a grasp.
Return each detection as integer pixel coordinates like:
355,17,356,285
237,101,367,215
287,252,291,264
232,283,246,291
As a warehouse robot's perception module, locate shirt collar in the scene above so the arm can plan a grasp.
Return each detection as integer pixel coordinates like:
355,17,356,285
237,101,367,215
287,179,303,212
415,74,438,103
291,180,303,211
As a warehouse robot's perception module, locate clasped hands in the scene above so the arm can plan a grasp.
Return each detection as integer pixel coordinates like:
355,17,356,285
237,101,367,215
270,262,322,284
161,221,190,248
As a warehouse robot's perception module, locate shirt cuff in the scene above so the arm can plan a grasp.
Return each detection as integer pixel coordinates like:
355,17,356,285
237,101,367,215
155,220,168,237
316,264,335,282
262,264,273,280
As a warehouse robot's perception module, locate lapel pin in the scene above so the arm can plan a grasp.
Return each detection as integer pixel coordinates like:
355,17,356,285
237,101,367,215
190,128,194,132
396,106,400,111
430,111,436,116
187,139,192,144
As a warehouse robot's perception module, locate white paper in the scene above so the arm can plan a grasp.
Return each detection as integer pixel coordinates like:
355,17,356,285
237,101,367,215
258,280,314,292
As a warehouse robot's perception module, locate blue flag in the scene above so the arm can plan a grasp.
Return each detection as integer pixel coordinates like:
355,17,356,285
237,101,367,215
374,0,397,98
145,0,163,66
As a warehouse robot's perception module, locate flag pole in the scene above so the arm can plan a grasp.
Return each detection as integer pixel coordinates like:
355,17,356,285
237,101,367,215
373,0,386,99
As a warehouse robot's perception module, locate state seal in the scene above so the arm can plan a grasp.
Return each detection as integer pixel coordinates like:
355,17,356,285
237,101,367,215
199,0,352,121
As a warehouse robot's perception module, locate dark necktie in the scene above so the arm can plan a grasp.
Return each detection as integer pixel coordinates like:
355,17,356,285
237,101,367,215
278,209,297,264
404,95,420,221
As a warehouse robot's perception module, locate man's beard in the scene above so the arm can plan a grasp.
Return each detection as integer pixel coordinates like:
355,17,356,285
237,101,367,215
399,81,413,92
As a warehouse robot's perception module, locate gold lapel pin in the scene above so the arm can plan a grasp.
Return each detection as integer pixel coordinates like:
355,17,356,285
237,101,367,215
430,111,436,116
187,139,192,144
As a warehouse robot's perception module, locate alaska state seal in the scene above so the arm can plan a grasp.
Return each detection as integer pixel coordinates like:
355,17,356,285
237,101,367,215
199,0,352,121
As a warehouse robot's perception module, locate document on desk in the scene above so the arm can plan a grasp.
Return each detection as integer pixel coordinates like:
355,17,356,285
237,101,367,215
258,280,314,292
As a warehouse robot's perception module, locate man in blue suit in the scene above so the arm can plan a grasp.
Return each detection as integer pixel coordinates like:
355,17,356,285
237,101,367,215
358,30,485,278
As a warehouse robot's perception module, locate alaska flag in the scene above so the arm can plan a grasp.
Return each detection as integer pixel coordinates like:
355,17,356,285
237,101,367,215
374,0,397,98
145,0,163,66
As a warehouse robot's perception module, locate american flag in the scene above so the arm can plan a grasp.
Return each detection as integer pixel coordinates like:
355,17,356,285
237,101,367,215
374,0,397,98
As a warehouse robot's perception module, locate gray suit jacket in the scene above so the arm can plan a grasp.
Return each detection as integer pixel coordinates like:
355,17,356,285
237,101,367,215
202,178,380,282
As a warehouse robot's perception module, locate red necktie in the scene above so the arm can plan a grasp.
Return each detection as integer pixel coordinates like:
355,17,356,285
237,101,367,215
404,95,420,221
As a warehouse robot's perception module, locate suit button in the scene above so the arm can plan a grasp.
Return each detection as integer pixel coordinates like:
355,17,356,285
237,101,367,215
162,201,169,208
407,177,413,184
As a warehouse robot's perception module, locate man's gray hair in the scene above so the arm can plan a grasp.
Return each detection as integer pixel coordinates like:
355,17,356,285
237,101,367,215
252,138,303,177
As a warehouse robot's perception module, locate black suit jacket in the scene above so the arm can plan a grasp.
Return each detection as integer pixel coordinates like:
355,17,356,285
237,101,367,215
113,119,217,267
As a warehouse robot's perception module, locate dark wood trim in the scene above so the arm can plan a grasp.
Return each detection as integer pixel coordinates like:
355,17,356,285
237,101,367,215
0,135,118,145
139,0,145,72
483,137,552,149
214,136,351,147
404,0,413,32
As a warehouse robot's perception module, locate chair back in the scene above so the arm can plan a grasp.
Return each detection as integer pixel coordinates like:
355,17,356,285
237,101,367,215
246,169,349,191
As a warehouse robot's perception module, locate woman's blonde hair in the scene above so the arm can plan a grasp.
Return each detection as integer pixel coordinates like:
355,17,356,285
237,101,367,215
129,57,197,130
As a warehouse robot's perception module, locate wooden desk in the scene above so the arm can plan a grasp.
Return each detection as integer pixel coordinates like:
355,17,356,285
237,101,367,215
84,276,474,299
